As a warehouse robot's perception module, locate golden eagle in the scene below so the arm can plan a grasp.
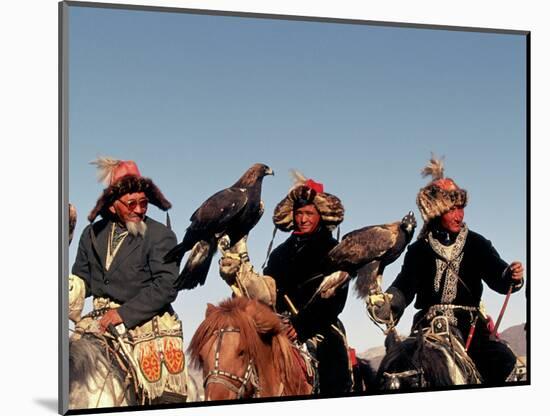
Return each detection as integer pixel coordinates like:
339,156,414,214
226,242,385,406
69,203,77,245
164,163,274,290
328,211,416,299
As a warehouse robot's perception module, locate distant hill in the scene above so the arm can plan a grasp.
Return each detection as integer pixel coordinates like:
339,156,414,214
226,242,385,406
360,322,527,371
360,345,386,371
500,323,527,356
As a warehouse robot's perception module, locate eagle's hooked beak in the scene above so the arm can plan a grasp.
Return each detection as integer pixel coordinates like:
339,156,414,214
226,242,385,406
265,167,274,176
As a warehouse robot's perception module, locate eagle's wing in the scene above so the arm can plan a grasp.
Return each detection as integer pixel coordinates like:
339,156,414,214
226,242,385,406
252,200,265,228
318,271,351,299
164,188,248,265
349,223,399,259
330,222,399,268
190,187,249,230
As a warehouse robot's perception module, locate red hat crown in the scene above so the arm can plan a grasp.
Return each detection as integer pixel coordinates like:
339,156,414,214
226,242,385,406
110,160,141,185
304,179,324,194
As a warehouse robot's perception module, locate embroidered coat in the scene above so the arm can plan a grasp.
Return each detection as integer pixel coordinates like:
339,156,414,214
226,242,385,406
388,227,522,335
72,216,179,329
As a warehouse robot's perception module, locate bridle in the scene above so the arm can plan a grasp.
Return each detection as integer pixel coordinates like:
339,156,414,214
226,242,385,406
383,369,425,389
203,327,260,399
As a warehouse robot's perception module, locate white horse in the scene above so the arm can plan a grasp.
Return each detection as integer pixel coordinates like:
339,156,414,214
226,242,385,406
69,332,133,409
68,275,201,409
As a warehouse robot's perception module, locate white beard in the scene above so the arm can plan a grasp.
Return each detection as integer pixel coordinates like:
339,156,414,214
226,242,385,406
125,220,147,237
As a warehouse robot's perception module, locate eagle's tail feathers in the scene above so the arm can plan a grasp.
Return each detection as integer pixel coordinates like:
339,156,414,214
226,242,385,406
354,261,381,300
175,240,217,290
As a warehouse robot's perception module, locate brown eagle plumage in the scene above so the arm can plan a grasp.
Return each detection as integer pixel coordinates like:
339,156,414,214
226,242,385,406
69,203,77,245
164,163,274,290
328,211,416,299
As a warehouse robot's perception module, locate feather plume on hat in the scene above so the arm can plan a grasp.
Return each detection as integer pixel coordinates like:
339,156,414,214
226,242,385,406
290,169,307,187
420,154,445,181
90,156,121,186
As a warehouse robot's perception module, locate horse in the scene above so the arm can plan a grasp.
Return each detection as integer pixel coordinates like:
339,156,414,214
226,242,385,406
375,316,482,391
188,297,314,401
351,356,377,393
348,346,376,393
68,318,203,410
69,332,134,409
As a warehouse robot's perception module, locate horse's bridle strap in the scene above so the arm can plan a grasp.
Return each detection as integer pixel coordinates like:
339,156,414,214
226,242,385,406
384,369,421,379
203,327,259,399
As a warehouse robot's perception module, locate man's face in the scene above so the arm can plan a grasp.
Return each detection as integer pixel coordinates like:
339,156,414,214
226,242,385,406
440,206,465,233
109,191,148,224
294,204,321,234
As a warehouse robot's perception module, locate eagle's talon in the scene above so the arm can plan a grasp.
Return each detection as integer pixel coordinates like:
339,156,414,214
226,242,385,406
218,235,231,253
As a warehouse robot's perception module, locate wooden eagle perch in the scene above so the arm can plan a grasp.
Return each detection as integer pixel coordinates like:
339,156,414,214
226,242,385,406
164,163,274,290
327,211,417,299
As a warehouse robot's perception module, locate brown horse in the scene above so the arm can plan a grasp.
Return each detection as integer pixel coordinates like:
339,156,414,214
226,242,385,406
188,297,313,401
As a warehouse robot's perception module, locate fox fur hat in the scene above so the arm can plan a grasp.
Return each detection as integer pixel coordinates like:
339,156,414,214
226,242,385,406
87,157,172,222
273,170,344,232
416,154,468,226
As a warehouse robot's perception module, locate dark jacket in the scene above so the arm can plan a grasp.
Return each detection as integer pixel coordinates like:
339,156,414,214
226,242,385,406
72,216,179,329
388,229,522,335
263,227,348,341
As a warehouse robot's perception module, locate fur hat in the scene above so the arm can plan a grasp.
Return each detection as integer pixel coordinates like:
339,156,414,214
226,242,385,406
273,170,344,232
416,154,468,224
87,157,172,222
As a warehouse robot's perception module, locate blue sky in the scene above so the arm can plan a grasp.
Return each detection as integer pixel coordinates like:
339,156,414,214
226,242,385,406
67,5,527,352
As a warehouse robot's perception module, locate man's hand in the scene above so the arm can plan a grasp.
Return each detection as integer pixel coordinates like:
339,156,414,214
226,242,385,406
99,309,123,333
281,317,298,342
219,256,241,285
506,261,524,282
366,292,393,323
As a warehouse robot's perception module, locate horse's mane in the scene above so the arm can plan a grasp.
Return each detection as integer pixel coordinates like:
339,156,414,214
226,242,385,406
376,335,456,388
188,297,308,396
69,334,125,390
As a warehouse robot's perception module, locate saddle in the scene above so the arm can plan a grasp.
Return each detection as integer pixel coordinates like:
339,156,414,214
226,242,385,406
419,314,482,385
74,299,188,404
291,343,317,389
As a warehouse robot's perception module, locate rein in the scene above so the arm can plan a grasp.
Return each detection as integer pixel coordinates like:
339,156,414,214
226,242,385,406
203,327,260,399
75,331,132,407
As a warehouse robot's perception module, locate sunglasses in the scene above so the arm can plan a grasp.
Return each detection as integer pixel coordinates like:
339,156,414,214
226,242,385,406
117,198,149,211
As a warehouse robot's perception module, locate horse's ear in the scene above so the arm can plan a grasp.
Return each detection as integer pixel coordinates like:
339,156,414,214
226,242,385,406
206,303,216,317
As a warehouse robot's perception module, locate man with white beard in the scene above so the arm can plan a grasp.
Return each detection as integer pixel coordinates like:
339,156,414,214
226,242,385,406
71,157,188,404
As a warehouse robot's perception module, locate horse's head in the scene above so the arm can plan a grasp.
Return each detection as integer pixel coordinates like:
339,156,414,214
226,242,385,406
189,297,312,401
200,326,259,400
377,337,426,390
376,329,481,391
189,299,267,401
